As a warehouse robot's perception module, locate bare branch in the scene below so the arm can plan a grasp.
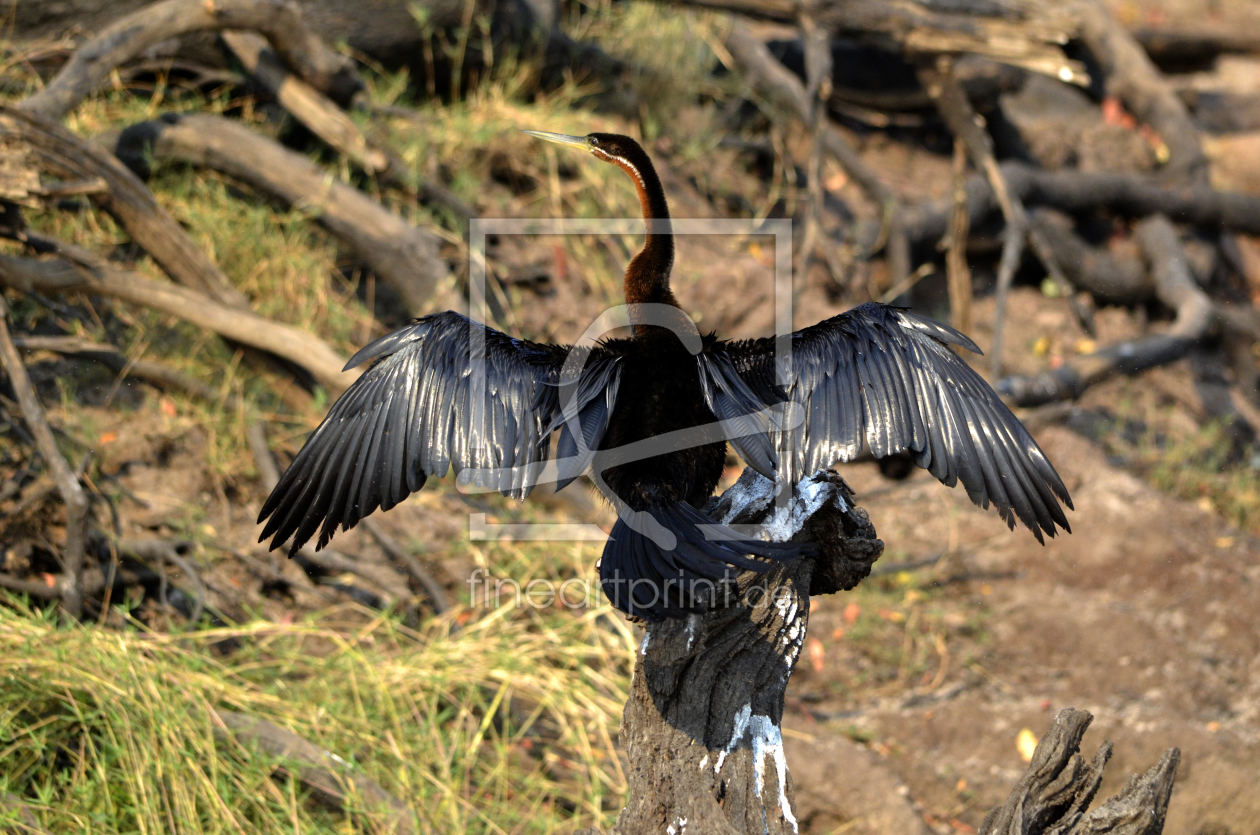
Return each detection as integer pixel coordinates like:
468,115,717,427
220,31,387,176
997,215,1213,406
360,518,450,615
20,0,361,122
0,251,356,394
114,113,449,316
724,21,909,283
0,296,89,618
0,104,249,309
1077,0,1207,183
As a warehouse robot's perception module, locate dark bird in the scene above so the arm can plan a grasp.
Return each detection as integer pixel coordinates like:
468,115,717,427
258,130,1072,620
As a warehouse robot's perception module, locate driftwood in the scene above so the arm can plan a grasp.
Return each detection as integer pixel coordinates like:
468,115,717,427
20,0,361,122
0,249,355,394
114,113,449,317
0,105,248,309
211,709,415,834
0,297,89,619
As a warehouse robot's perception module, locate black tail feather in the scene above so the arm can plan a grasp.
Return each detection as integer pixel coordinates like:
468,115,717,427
599,501,808,620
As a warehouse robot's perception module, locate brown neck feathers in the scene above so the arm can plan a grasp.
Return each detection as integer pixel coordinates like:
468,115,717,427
610,151,675,311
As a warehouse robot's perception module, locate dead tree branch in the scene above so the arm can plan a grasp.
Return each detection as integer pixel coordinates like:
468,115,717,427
894,163,1260,244
114,113,449,316
0,251,356,394
946,138,972,336
1026,209,1150,306
117,539,208,624
979,708,1178,835
724,21,910,284
652,0,1081,81
1077,0,1207,184
220,31,387,176
13,334,243,412
359,519,450,615
0,105,249,309
916,58,1081,374
247,422,416,610
20,0,361,122
211,709,415,835
997,214,1213,406
0,296,89,619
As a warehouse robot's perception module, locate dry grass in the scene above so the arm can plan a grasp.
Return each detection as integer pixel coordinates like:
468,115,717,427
0,594,634,833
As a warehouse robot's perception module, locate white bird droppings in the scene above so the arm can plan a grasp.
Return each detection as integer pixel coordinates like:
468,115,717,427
748,714,799,834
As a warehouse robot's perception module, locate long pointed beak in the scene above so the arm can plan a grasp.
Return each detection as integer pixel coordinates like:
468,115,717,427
522,130,591,152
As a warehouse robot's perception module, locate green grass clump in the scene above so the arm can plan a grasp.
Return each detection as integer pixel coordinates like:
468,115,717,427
0,600,634,833
1142,422,1260,535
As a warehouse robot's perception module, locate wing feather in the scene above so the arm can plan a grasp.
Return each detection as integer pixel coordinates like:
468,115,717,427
722,302,1071,542
259,311,621,556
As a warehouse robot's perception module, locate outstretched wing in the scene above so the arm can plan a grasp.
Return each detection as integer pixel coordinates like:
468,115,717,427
723,302,1072,542
258,311,620,555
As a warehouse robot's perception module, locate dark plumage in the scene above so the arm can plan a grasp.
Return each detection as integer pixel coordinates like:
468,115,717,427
259,130,1072,620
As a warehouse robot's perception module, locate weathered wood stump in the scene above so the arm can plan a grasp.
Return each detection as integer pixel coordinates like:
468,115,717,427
592,468,1180,835
615,469,882,834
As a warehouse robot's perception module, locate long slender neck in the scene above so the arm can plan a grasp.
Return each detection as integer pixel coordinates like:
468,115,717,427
612,151,675,310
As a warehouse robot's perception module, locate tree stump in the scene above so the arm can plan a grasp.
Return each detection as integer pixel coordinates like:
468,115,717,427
593,468,1180,835
615,469,882,835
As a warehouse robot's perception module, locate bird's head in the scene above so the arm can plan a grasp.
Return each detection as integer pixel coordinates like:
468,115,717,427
522,130,647,171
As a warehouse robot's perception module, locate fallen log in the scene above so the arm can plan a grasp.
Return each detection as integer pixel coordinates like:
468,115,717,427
1027,208,1150,306
0,104,249,309
219,30,388,176
211,709,416,834
1135,27,1260,72
221,33,475,229
114,113,449,317
893,163,1260,245
652,0,1082,82
20,0,361,122
0,250,356,394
